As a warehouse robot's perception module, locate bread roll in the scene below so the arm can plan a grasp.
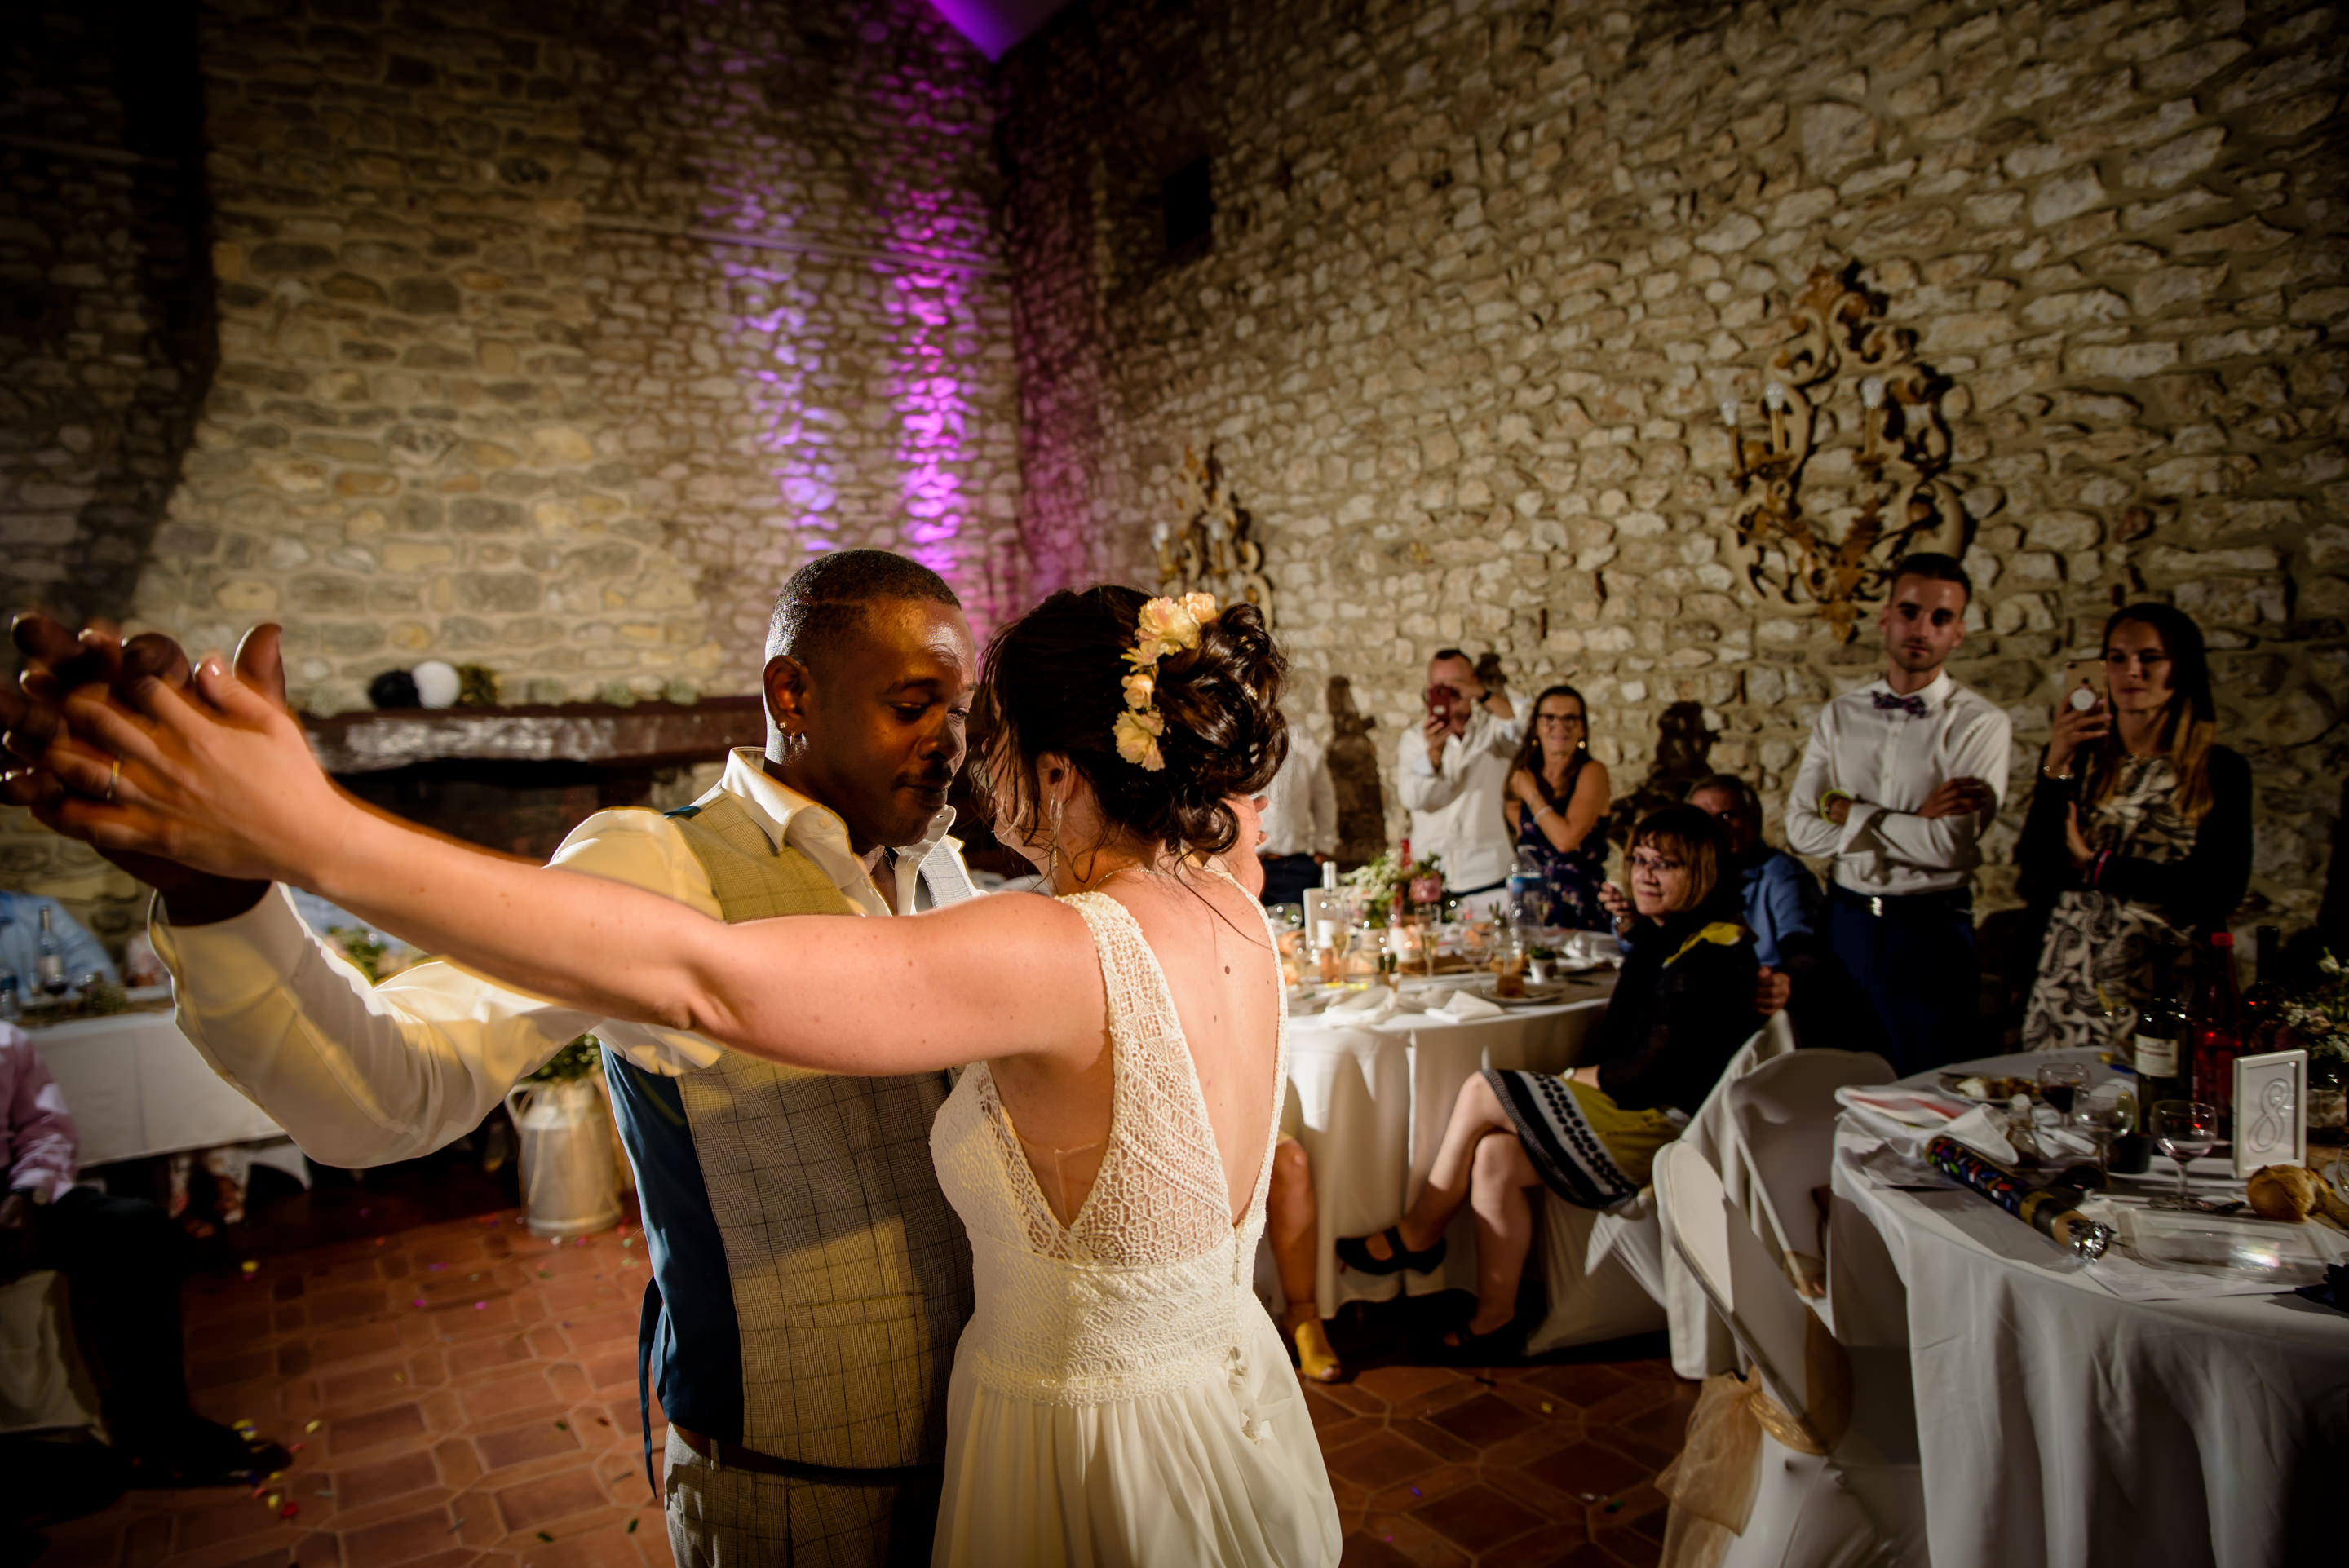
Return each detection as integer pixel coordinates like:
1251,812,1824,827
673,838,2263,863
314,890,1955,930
2247,1164,2319,1221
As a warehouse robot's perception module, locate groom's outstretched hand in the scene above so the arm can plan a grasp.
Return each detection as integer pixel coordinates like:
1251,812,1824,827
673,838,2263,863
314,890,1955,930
2,614,286,923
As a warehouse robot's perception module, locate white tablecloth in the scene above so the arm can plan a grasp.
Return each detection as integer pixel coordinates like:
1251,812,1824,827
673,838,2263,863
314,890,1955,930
1829,1049,2349,1568
24,1010,288,1167
1284,976,1612,1317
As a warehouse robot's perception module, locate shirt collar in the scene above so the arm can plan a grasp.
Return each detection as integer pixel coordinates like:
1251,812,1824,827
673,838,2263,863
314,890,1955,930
714,749,955,908
1867,669,1954,712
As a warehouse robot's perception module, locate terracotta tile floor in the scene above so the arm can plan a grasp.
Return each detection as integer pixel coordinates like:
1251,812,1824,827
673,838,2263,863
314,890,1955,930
32,1207,1694,1568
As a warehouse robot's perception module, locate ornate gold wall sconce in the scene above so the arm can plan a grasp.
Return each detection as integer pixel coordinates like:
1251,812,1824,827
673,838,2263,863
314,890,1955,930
1155,446,1276,629
1724,263,1971,642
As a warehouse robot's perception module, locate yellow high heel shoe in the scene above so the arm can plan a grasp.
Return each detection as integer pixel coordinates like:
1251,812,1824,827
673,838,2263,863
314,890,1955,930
1285,1309,1342,1383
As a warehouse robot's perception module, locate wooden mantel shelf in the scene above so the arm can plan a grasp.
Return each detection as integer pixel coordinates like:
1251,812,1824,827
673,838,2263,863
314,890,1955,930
303,696,764,775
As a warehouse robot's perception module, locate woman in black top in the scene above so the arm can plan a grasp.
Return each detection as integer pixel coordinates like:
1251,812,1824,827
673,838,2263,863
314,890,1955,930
2020,603,2252,1050
1335,806,1759,1349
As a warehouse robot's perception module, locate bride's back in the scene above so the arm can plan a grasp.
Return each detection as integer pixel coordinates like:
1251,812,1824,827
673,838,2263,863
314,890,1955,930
985,869,1281,1239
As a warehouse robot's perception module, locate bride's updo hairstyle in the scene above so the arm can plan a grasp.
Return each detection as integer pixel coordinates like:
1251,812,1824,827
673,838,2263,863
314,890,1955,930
975,585,1289,859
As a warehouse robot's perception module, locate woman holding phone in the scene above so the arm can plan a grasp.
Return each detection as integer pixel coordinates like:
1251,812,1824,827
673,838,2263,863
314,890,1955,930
2019,603,2253,1050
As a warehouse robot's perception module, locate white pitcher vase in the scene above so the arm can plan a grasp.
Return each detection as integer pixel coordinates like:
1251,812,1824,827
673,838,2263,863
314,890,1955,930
504,1077,622,1239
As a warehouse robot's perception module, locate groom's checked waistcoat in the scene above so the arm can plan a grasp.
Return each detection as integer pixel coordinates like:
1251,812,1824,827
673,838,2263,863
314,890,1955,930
610,790,977,1471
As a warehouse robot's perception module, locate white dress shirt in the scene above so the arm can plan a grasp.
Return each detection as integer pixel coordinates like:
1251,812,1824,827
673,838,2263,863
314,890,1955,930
1784,669,2014,897
150,749,967,1168
1396,704,1525,892
1257,734,1337,859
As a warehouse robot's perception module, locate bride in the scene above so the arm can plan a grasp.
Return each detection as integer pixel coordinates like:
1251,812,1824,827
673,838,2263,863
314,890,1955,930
39,585,1341,1567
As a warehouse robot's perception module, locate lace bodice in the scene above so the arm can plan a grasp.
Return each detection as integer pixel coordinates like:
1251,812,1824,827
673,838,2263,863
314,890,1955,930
930,888,1288,1409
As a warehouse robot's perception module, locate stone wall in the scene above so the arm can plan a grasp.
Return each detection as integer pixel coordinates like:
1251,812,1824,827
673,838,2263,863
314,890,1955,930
1,0,1026,959
998,0,2349,930
128,0,1022,715
0,1,215,628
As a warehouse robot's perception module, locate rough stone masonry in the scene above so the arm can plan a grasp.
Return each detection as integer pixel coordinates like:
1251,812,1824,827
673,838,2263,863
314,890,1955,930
998,0,2349,933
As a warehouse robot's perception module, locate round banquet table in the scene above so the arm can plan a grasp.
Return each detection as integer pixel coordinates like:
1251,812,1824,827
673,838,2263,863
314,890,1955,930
1283,974,1614,1318
24,1007,294,1167
1829,1047,2349,1568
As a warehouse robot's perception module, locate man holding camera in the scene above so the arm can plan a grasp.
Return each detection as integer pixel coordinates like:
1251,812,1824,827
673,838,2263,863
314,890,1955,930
1785,554,2011,1074
1396,648,1521,916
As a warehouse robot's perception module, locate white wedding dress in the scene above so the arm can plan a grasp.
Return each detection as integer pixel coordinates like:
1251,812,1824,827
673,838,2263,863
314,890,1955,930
927,890,1342,1566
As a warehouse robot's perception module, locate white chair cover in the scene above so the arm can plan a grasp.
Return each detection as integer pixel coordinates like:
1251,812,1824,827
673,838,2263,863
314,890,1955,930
1654,1142,1925,1568
1727,1049,1893,1306
0,1269,105,1439
1545,1014,1796,1372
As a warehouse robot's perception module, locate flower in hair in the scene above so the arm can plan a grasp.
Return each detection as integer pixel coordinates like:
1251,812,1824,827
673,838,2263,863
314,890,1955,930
1117,592,1219,770
1114,709,1167,771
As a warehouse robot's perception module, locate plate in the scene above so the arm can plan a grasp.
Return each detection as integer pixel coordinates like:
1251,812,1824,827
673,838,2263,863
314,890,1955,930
1939,1071,2036,1105
2118,1208,2342,1284
1469,980,1571,1008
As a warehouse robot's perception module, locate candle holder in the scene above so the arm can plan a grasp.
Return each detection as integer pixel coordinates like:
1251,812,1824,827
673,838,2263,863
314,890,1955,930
1156,446,1277,630
1722,263,1971,643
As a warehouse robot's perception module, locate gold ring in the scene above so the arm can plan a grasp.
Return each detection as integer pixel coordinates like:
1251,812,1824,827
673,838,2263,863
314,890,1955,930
105,757,121,802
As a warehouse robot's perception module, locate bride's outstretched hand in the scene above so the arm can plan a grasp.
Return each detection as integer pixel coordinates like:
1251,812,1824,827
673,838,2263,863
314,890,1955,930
46,652,349,887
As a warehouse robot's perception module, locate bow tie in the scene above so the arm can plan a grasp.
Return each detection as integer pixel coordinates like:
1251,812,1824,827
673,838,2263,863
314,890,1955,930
1872,691,1927,718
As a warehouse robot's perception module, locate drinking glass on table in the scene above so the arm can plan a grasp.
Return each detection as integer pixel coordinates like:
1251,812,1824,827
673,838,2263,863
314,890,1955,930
2079,1081,2127,1179
2037,1062,2090,1129
2149,1100,2219,1211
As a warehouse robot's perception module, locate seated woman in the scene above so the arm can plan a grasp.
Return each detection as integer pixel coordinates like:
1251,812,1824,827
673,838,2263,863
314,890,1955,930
2019,603,2252,1050
1502,684,1611,931
1335,805,1759,1349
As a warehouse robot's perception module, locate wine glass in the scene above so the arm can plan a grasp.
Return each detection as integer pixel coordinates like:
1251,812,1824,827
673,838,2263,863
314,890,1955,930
2079,1081,2127,1180
2037,1062,2089,1130
2149,1100,2218,1212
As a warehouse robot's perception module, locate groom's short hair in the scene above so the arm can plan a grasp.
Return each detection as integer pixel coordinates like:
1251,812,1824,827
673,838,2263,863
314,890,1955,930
766,550,961,668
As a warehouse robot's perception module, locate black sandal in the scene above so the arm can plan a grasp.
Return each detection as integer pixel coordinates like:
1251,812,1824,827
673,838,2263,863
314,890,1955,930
1334,1226,1446,1276
1438,1317,1523,1365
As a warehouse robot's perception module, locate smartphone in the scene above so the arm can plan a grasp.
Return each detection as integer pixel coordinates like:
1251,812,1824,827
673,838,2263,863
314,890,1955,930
2064,658,2106,712
1425,684,1456,725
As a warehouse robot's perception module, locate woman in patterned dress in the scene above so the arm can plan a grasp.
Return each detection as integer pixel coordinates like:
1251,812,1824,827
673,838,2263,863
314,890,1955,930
1501,684,1612,930
2019,603,2253,1052
1335,806,1758,1351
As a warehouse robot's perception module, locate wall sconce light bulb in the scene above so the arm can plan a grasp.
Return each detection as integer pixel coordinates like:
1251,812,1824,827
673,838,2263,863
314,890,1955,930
1860,378,1885,409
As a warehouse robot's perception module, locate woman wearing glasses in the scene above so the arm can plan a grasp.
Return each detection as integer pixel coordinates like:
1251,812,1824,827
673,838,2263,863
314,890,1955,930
1334,806,1758,1352
2019,603,2251,1051
1501,684,1612,930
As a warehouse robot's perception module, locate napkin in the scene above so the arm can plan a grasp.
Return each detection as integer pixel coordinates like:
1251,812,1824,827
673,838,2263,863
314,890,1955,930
1432,989,1506,1021
1324,987,1401,1026
1838,1085,2016,1164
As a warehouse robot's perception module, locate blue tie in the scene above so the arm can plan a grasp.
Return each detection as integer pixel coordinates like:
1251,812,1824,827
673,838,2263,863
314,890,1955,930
1872,691,1927,718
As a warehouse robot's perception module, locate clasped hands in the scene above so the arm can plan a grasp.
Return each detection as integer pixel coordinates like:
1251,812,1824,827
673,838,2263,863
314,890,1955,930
2,613,330,903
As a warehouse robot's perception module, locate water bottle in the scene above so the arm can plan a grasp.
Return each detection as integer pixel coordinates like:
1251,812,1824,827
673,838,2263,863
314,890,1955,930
1506,848,1546,931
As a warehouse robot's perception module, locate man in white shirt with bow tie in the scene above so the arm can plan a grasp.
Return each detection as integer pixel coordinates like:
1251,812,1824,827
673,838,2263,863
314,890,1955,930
1785,554,2011,1074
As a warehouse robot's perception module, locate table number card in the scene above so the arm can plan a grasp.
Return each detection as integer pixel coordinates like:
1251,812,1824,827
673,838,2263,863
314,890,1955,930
2233,1049,2307,1177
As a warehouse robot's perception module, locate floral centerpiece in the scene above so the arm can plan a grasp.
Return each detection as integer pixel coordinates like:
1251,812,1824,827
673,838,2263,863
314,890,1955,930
2280,952,2348,1137
1343,850,1443,927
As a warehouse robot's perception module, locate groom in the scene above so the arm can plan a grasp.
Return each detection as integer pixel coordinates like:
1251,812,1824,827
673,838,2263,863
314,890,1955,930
4,551,981,1566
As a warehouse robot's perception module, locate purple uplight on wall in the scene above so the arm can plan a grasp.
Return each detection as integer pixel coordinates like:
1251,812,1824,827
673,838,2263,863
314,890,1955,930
730,262,843,547
883,184,975,581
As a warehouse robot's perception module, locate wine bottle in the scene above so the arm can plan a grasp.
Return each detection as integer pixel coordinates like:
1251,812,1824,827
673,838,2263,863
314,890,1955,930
34,906,66,998
2243,924,2287,1052
2188,930,2245,1136
2134,991,2187,1106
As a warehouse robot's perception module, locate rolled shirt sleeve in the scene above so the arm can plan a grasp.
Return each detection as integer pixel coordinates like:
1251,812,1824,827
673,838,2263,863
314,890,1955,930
1783,718,1846,861
1843,705,2014,876
152,809,727,1169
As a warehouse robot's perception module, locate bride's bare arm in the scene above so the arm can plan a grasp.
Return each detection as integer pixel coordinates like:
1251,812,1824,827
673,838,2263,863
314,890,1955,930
52,658,1102,1077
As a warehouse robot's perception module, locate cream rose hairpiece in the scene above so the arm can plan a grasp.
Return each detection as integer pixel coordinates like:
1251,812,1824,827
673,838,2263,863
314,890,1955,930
1114,591,1220,771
